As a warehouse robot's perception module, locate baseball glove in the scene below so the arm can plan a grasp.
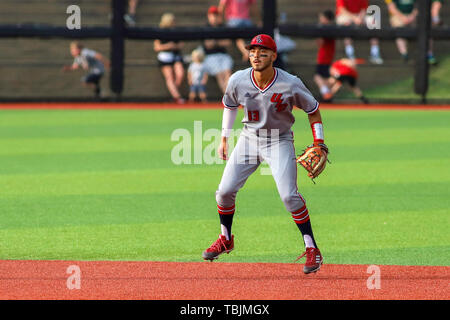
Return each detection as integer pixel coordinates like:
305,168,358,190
296,142,329,183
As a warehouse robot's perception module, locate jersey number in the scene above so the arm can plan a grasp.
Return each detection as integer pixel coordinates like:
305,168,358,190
247,110,260,122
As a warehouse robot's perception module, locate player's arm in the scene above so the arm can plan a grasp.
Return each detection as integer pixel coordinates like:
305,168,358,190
329,79,343,96
187,71,192,85
336,0,351,18
292,77,325,144
218,0,227,21
201,72,208,85
218,107,238,160
153,39,176,52
95,52,110,69
408,8,418,21
355,9,366,25
62,62,79,72
236,39,249,61
355,0,369,24
218,73,240,160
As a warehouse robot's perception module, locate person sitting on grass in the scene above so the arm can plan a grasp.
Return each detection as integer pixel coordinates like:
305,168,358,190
62,41,109,99
327,58,369,104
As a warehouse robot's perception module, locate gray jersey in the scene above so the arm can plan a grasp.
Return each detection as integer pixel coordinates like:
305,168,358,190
222,67,318,137
74,48,105,75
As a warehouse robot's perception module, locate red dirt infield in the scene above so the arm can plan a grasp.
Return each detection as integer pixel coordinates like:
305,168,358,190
0,260,448,300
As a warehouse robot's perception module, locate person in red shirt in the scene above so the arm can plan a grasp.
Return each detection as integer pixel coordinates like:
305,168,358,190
218,0,260,62
336,0,383,65
314,10,336,102
327,58,369,103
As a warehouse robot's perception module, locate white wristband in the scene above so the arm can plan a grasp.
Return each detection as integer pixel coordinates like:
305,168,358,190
311,122,324,142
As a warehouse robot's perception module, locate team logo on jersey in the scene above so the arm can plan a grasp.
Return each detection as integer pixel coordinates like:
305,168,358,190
270,93,288,112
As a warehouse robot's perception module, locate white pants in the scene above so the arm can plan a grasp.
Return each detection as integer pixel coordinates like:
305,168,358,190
215,131,306,213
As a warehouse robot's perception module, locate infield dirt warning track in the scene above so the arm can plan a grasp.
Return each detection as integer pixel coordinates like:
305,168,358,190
0,260,448,300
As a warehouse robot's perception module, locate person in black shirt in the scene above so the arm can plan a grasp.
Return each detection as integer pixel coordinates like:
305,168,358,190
154,13,186,104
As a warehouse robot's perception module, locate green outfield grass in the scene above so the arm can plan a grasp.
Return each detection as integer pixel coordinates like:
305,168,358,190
0,108,449,266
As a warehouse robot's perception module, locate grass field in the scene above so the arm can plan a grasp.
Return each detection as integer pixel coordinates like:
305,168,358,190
0,107,449,266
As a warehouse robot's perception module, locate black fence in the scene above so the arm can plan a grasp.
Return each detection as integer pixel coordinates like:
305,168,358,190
1,0,449,103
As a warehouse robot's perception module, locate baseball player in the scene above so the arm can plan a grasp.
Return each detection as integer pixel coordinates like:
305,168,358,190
63,41,109,98
202,34,327,274
328,58,369,104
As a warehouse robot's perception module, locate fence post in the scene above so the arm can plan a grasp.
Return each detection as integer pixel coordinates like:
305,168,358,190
414,0,431,103
262,0,276,37
110,0,125,101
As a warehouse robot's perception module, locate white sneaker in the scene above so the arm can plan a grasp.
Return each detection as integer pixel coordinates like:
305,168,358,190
369,55,384,65
124,14,136,27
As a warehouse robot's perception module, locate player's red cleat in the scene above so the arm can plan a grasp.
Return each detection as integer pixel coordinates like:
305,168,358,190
295,247,323,274
202,234,234,261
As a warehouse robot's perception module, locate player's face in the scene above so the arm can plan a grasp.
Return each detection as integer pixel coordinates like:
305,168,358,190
207,13,220,26
249,47,276,72
70,46,80,57
319,14,329,25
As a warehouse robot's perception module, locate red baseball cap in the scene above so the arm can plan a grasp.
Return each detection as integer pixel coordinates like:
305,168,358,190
245,34,277,53
208,6,219,15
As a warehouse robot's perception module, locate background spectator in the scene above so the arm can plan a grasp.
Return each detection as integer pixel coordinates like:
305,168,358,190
336,0,383,64
328,58,369,103
154,13,185,104
62,41,109,99
202,6,233,94
218,0,260,62
273,28,297,71
431,0,443,26
124,0,139,26
385,0,417,62
188,49,208,103
428,0,443,65
314,10,336,102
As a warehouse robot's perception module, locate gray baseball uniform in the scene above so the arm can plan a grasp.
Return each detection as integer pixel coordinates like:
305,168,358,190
74,48,105,75
216,67,318,213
